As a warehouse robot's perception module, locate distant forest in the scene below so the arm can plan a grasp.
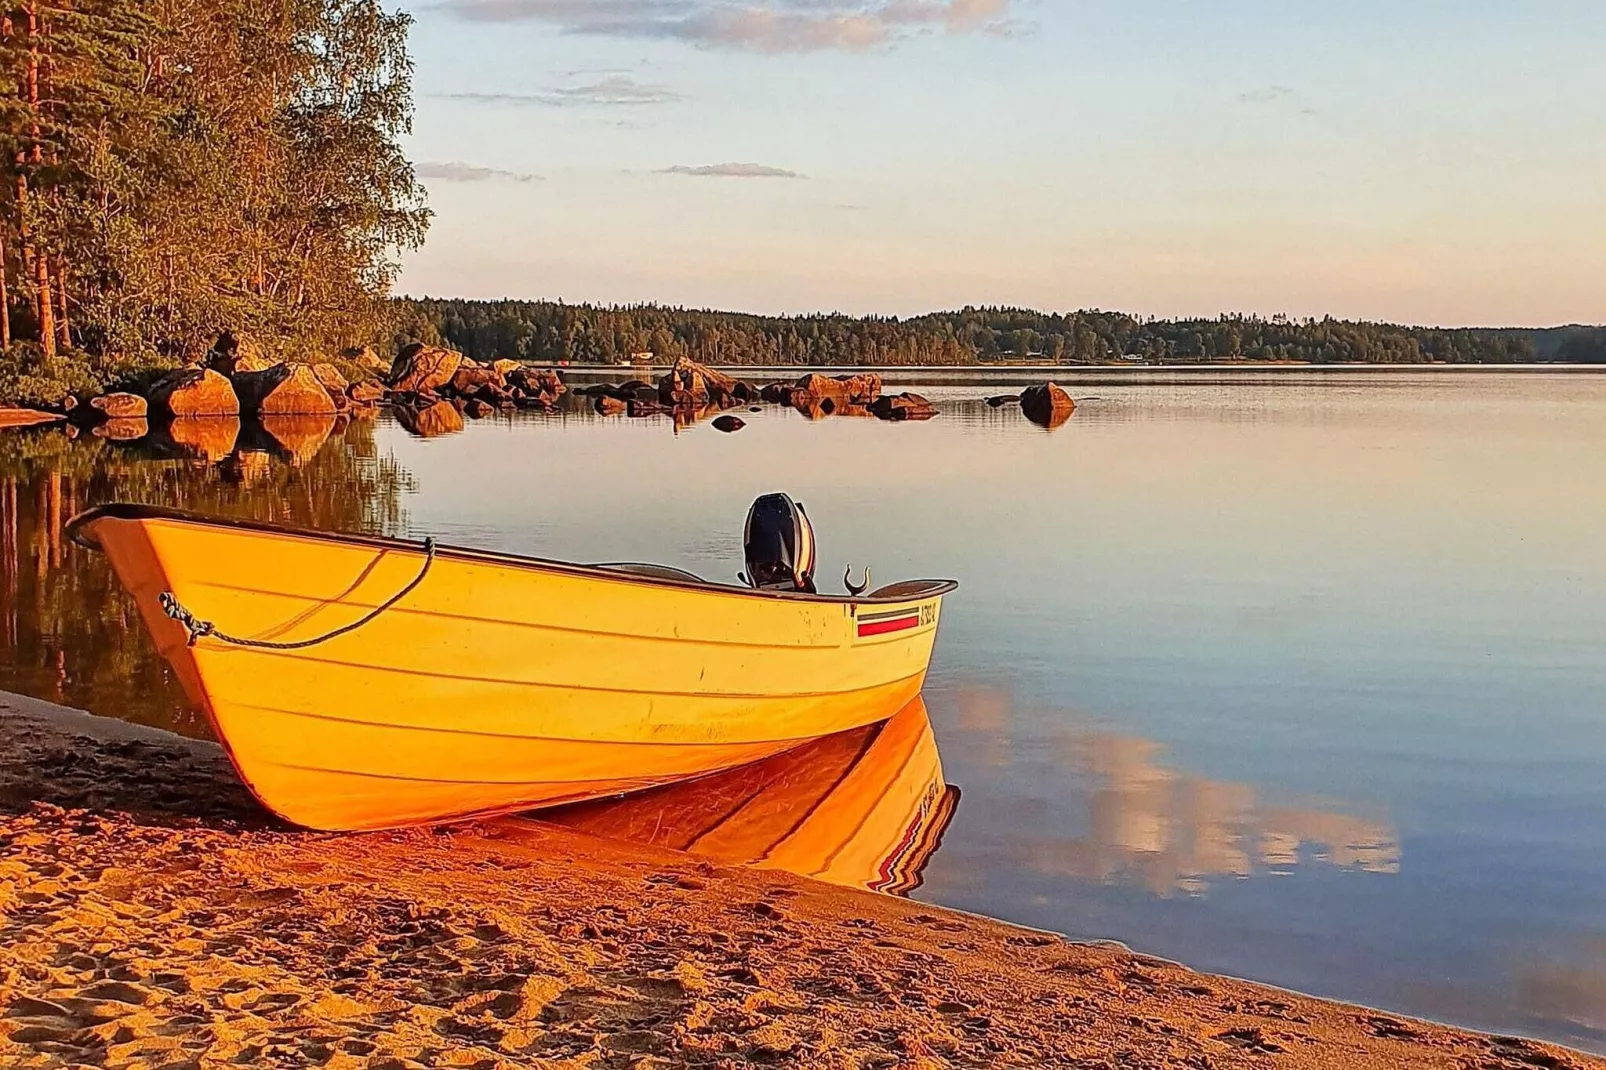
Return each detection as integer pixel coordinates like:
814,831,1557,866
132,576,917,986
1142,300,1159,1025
396,299,1606,367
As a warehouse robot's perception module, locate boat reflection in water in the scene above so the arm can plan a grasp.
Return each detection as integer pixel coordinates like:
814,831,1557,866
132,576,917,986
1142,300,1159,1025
522,696,958,895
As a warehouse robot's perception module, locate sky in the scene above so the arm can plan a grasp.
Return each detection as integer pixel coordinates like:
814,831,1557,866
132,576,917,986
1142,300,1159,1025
396,0,1606,327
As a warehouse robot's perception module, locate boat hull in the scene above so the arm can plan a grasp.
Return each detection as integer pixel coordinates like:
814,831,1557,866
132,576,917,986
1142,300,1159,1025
73,507,952,831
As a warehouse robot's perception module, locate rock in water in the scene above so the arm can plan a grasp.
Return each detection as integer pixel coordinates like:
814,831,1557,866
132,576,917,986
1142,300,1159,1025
986,394,1020,407
870,393,938,421
594,396,627,415
507,367,566,401
311,363,349,399
447,365,505,398
387,343,463,394
148,369,240,417
1019,382,1076,428
347,380,386,406
232,364,338,416
712,414,746,433
659,356,739,405
90,392,149,420
759,382,793,404
791,372,883,405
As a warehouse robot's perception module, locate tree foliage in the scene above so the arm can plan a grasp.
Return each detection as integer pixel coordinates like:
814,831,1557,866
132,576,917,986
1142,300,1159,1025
396,299,1601,367
0,0,428,366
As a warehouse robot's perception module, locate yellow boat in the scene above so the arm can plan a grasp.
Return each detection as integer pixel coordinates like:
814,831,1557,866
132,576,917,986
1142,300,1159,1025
66,504,955,831
530,695,958,893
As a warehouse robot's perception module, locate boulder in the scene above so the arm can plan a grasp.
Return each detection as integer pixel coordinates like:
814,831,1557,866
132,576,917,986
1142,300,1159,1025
491,359,523,377
447,365,505,397
711,414,746,433
395,400,464,438
311,363,349,397
793,372,882,405
387,343,463,394
617,380,657,401
148,369,240,417
759,382,793,404
90,392,148,420
347,379,386,405
464,398,494,419
205,330,276,375
1020,382,1076,428
594,395,627,416
986,394,1020,407
508,367,565,400
870,392,938,422
340,344,390,375
658,356,739,405
232,363,338,416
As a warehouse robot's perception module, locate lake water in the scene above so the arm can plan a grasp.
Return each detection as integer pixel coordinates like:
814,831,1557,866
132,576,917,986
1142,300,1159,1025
2,369,1604,1053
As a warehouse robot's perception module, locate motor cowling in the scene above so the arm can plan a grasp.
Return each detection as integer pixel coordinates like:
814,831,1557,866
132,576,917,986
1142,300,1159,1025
744,493,817,593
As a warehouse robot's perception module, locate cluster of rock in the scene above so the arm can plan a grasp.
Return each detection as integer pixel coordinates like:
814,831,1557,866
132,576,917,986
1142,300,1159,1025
385,344,567,436
576,358,940,431
34,339,1085,445
55,333,576,442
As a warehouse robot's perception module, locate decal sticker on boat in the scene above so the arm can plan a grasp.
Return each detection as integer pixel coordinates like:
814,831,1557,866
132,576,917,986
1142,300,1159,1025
857,602,934,638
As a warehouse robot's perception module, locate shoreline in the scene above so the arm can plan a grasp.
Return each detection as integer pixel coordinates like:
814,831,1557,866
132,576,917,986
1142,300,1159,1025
2,690,1599,1069
566,362,1606,375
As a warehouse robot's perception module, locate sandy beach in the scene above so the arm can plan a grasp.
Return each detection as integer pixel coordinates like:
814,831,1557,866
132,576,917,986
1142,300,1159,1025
1,691,1598,1070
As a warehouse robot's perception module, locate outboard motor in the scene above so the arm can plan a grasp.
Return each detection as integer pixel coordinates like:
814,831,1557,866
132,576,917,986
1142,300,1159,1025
743,493,817,593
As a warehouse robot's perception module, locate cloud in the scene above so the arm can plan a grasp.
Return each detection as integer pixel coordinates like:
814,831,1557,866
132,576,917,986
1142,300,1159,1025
439,0,1024,53
1239,85,1295,104
416,161,544,183
656,162,806,178
439,76,681,107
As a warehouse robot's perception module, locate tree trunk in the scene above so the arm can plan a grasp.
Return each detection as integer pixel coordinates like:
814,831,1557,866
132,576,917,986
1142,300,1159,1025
33,242,54,359
23,1,48,351
52,256,68,350
14,168,34,286
0,231,10,349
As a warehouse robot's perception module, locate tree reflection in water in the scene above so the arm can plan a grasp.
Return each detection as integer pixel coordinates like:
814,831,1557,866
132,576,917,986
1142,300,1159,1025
0,417,413,736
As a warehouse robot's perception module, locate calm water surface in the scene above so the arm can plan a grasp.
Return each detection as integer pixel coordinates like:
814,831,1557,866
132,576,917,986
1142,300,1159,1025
2,371,1604,1052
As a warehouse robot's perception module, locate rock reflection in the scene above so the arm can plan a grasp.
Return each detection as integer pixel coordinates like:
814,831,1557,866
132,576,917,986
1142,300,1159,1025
523,696,958,895
0,420,412,734
255,413,339,466
954,686,1399,895
150,417,243,463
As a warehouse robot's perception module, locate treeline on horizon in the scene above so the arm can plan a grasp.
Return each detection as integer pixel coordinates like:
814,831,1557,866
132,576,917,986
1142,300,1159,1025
396,299,1606,367
0,0,429,405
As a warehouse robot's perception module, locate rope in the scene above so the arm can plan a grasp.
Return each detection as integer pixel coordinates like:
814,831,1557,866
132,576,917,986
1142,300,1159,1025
159,538,437,650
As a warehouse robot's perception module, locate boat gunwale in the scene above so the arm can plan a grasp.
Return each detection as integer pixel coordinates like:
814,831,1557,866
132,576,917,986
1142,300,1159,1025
64,503,958,606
